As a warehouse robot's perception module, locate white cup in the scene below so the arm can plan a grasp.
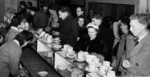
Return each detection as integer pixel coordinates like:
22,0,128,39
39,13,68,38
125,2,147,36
63,44,69,51
77,51,84,60
103,61,110,67
99,68,106,76
88,63,97,72
46,35,52,43
107,71,116,77
86,55,96,64
57,63,67,70
100,65,109,71
67,47,74,55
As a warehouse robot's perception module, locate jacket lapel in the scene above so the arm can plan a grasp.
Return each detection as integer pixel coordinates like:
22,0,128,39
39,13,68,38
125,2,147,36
128,32,150,59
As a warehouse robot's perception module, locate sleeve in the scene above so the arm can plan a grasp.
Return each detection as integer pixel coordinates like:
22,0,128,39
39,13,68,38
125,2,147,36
9,47,21,76
60,21,79,47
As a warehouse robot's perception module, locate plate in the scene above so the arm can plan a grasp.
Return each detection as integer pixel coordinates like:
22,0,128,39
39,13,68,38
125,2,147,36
53,44,62,49
66,54,76,58
85,67,98,73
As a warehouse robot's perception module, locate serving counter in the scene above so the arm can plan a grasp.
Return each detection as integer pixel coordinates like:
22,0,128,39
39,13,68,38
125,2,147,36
20,44,61,77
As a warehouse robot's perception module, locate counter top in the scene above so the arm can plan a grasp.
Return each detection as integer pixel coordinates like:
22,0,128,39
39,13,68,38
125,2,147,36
21,45,61,77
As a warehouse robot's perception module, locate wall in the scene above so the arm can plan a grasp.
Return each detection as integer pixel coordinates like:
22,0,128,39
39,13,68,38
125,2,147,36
138,0,150,13
86,0,139,14
71,0,84,5
18,0,37,7
0,0,5,22
5,0,18,12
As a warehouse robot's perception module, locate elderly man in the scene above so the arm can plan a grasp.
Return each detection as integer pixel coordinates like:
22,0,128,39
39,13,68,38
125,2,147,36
121,14,150,76
53,7,79,47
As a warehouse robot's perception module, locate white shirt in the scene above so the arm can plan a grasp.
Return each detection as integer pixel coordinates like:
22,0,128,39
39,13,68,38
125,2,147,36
13,40,20,46
11,26,19,31
138,31,148,42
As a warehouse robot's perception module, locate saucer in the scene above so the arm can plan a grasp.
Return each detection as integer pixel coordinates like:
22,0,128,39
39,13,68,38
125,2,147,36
66,54,76,58
75,58,85,62
85,67,98,73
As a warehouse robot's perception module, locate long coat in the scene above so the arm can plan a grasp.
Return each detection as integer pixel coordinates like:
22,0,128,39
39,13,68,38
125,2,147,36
75,35,107,55
4,28,20,42
115,34,129,71
0,41,22,77
59,15,79,47
121,32,150,76
33,11,48,28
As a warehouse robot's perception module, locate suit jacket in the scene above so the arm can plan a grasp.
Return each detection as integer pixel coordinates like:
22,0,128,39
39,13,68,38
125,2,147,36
0,41,22,77
4,28,20,42
59,15,79,47
121,32,150,76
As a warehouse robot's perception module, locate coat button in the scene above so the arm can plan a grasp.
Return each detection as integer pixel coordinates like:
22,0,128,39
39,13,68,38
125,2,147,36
136,63,139,66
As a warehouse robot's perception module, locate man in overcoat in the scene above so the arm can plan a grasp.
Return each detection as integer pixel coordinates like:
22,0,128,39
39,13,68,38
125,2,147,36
121,14,150,76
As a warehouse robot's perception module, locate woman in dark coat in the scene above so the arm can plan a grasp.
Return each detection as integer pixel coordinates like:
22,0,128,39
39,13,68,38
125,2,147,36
76,23,107,55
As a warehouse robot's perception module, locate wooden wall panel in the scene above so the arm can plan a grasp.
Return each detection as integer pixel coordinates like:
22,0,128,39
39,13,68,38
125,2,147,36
88,0,136,5
0,0,5,22
71,0,84,5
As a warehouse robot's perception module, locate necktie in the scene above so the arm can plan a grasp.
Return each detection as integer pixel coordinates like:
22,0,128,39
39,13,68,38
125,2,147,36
134,37,139,46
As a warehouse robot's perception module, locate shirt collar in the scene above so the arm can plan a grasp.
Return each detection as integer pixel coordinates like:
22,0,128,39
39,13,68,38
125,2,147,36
13,40,20,46
138,31,148,42
11,26,19,31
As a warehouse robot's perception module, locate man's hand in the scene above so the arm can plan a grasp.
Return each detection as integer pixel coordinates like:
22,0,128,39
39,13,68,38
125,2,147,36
122,59,132,68
52,31,59,36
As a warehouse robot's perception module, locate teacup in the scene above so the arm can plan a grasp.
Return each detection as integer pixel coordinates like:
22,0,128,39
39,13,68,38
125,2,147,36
77,51,85,60
107,71,116,77
93,57,99,64
83,52,89,57
98,68,106,76
63,44,69,51
88,63,97,72
46,35,52,43
86,55,96,64
57,63,67,70
67,47,74,55
103,61,110,67
100,65,109,71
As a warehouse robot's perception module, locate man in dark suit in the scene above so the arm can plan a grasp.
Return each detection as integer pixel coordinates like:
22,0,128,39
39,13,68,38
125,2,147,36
53,7,79,47
121,14,150,76
5,16,22,42
0,30,33,77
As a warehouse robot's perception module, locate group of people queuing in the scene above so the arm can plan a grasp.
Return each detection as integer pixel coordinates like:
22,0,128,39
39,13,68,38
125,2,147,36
0,0,150,77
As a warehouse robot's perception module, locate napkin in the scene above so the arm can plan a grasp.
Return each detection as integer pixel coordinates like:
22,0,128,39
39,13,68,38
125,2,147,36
37,40,51,52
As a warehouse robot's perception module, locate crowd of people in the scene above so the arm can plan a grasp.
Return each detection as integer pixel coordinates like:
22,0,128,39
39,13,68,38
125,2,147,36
0,1,150,77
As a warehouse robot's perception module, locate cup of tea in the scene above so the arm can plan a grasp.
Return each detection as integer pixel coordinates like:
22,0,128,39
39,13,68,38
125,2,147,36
77,51,84,60
86,55,96,64
88,63,97,72
103,61,110,67
107,71,116,77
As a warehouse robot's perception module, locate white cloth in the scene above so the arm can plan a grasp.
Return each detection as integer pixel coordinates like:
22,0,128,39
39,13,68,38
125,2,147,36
37,40,51,52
